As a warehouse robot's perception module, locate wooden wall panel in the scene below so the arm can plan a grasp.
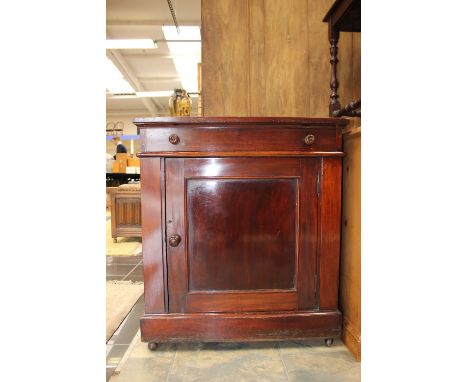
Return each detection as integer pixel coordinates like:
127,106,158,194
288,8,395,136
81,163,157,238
340,131,361,361
201,0,250,116
201,0,359,119
308,0,334,117
249,0,267,116
250,0,310,116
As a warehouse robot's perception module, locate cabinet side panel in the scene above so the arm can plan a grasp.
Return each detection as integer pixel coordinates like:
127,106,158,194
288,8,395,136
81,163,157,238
297,158,319,309
319,157,342,310
141,157,166,313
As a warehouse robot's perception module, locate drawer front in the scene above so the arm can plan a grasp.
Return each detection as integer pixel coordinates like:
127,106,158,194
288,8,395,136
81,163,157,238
141,125,339,153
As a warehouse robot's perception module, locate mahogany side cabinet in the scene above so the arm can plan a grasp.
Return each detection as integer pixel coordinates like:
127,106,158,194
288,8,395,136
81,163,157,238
134,117,348,349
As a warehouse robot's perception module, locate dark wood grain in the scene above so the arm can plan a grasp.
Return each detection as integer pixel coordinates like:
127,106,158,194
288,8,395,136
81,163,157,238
297,158,319,310
323,0,361,33
140,310,342,342
318,158,343,310
186,292,298,313
328,28,341,116
187,178,297,291
138,151,345,158
134,116,348,127
137,117,345,342
165,157,318,314
165,159,187,313
140,126,339,154
140,158,166,313
332,98,361,117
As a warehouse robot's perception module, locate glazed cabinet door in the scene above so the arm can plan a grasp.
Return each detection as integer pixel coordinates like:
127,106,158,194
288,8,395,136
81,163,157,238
165,157,320,313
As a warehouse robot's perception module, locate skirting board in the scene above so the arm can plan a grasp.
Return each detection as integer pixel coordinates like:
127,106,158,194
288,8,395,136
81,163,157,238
342,316,361,361
140,310,342,342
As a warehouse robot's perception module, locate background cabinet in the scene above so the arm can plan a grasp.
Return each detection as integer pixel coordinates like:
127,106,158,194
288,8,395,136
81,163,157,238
109,184,142,242
135,117,347,344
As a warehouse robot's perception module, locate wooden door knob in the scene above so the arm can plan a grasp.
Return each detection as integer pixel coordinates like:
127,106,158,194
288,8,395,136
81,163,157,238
304,134,315,145
169,234,182,247
169,134,180,144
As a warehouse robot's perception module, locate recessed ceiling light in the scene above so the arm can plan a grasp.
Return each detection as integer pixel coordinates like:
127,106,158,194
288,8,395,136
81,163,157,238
106,39,157,49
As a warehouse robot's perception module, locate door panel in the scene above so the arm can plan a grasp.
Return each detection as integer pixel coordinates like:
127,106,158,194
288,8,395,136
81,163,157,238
187,178,297,291
165,158,319,313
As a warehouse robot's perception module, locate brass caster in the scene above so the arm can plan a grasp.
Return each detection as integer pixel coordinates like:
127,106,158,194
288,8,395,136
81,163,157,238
325,338,334,347
148,342,158,351
113,238,118,243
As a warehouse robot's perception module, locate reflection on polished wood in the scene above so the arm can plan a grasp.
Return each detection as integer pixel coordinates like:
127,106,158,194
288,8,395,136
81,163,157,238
187,178,297,292
137,117,347,343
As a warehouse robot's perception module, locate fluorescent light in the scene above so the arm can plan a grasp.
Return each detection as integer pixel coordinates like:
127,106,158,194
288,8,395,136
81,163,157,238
162,26,201,93
105,58,135,94
106,39,157,49
136,91,173,98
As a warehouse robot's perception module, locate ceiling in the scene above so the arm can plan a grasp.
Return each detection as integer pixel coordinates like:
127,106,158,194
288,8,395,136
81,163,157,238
106,0,201,117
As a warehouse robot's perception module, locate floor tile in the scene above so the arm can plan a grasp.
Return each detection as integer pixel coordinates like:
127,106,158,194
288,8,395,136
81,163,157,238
108,344,132,363
279,339,359,382
111,295,145,346
109,255,143,265
113,356,174,382
113,340,176,382
124,274,144,282
167,342,288,382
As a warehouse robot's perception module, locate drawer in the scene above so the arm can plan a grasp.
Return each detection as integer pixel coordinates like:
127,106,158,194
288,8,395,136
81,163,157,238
140,125,340,154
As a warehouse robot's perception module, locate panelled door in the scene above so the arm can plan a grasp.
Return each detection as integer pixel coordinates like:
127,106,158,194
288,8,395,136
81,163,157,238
165,157,320,313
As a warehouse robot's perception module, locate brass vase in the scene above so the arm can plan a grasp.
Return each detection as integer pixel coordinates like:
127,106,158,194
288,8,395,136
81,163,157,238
169,89,192,116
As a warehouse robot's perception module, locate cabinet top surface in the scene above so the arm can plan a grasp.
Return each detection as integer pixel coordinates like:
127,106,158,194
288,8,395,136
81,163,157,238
134,116,348,127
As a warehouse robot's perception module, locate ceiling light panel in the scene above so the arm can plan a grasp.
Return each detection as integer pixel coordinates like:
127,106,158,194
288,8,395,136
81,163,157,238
162,26,201,93
105,58,135,94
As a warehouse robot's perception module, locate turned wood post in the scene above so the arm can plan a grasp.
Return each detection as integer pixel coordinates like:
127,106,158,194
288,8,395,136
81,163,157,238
328,27,341,117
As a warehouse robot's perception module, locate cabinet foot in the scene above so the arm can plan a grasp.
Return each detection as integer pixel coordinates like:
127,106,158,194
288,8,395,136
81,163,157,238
148,342,158,351
113,238,118,243
325,338,334,347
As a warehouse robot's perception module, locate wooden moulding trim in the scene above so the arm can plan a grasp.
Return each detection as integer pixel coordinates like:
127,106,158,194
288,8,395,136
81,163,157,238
134,116,349,127
137,151,345,158
140,310,342,342
342,316,361,361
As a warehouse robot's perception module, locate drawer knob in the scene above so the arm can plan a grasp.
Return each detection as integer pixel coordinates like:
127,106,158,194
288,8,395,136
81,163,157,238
169,234,182,247
169,134,180,145
304,134,315,145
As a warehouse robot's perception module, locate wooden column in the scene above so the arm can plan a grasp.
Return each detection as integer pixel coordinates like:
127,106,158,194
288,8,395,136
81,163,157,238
328,26,341,116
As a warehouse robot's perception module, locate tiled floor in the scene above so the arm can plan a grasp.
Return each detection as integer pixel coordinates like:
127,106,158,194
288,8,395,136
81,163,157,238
111,336,360,382
107,255,144,282
105,225,360,381
107,255,144,381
